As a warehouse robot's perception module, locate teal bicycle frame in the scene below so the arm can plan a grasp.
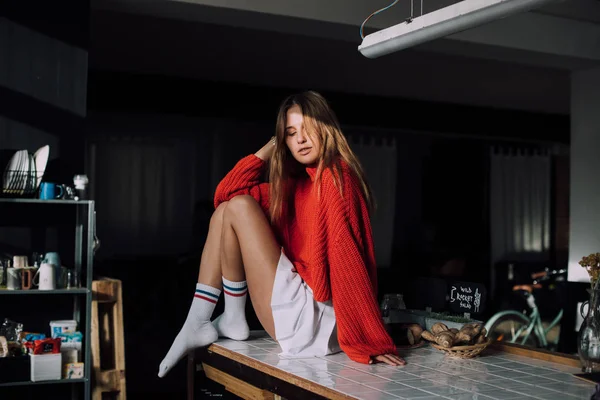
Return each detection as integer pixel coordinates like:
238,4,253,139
484,292,563,348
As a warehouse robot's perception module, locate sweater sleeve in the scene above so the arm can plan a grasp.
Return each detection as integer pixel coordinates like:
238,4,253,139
322,170,397,364
214,154,270,214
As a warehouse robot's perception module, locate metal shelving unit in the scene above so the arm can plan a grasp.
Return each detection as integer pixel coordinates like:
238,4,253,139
0,289,89,295
0,198,95,399
0,378,88,387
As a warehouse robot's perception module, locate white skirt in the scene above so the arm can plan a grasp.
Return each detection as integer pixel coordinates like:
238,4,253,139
270,251,341,358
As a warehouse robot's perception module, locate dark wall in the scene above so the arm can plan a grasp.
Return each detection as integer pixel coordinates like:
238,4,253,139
90,8,571,115
88,70,569,144
0,1,89,176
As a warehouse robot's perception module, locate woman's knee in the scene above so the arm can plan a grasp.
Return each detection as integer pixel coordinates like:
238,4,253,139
225,195,260,218
210,202,228,228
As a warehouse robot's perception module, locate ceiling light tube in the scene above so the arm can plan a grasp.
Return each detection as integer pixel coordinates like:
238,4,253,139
358,0,555,58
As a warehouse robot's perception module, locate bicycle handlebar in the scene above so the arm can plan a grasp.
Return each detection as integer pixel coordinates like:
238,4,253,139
531,268,567,284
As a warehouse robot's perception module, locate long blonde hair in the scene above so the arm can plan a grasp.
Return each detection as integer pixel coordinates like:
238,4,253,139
269,91,374,224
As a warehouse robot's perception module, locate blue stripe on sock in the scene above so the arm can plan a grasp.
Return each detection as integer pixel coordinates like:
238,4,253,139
223,283,247,292
195,289,219,299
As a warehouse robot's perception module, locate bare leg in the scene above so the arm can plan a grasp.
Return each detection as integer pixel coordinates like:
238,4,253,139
158,202,228,378
220,195,281,339
159,196,280,378
197,202,228,287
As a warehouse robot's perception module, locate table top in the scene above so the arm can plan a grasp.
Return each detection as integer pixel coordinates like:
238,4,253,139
206,331,595,400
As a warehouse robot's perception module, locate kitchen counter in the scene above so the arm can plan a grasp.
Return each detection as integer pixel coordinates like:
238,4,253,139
190,331,595,399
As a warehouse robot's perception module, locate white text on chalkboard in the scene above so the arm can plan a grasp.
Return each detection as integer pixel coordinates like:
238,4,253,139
450,286,472,309
450,286,481,312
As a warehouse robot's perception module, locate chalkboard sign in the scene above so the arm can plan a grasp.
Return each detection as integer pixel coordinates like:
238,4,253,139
447,280,487,314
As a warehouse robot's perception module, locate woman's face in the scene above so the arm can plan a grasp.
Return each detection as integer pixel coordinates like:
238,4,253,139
284,105,321,166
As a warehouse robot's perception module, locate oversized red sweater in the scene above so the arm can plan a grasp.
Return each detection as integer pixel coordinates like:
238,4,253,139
214,154,397,364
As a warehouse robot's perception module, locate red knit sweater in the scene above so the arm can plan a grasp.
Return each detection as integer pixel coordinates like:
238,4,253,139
214,154,397,364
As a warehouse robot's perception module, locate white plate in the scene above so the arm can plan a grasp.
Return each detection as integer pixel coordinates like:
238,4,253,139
18,150,30,192
29,153,36,191
33,145,49,189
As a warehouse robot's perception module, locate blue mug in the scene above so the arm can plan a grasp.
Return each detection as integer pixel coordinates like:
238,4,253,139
39,182,64,200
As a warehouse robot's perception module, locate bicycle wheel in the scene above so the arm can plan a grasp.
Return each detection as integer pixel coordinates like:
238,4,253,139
486,312,540,348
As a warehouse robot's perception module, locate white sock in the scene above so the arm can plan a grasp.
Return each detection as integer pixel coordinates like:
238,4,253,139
158,283,220,378
213,277,250,341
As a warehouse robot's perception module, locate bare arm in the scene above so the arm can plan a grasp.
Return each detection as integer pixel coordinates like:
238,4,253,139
255,136,276,161
213,137,276,213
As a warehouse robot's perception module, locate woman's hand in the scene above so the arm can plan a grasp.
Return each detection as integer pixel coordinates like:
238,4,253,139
255,136,277,161
370,354,406,366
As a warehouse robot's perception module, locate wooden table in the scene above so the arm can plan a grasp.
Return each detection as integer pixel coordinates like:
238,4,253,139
189,332,595,400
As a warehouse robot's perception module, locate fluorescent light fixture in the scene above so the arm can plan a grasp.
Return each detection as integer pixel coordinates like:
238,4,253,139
358,0,555,58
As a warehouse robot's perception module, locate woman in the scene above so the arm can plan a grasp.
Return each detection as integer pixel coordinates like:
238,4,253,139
158,91,405,378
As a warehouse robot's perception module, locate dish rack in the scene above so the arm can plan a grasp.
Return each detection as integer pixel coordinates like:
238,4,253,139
1,147,48,199
1,168,41,198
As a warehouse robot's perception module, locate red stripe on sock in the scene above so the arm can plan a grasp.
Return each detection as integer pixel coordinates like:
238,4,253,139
194,294,218,303
224,290,247,297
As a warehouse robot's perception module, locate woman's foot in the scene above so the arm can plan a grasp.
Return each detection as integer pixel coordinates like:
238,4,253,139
212,278,250,341
212,313,250,341
158,283,221,378
158,320,218,378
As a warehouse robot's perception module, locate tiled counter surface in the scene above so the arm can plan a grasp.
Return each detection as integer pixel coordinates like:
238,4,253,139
201,331,595,400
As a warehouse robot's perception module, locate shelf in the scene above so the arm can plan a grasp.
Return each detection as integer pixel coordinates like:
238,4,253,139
0,198,94,399
0,378,87,387
0,198,92,205
0,288,89,295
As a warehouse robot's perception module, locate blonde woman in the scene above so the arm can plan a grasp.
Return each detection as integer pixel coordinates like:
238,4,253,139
159,91,404,378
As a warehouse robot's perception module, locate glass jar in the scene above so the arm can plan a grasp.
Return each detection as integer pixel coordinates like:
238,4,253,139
578,287,600,373
380,294,407,323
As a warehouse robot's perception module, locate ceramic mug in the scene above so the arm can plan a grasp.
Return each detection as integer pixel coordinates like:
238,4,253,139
19,268,33,290
7,268,21,290
12,255,28,269
39,183,64,200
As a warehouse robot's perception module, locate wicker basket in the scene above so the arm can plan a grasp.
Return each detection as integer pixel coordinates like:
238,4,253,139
430,339,492,359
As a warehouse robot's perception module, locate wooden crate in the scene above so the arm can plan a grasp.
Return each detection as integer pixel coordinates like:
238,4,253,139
91,277,127,400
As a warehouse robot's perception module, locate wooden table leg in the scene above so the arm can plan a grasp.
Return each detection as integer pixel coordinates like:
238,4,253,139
187,352,195,400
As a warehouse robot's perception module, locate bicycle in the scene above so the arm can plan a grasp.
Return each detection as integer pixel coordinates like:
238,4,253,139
484,268,567,350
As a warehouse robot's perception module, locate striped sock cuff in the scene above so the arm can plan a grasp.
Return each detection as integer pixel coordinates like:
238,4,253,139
222,277,248,298
194,283,221,304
